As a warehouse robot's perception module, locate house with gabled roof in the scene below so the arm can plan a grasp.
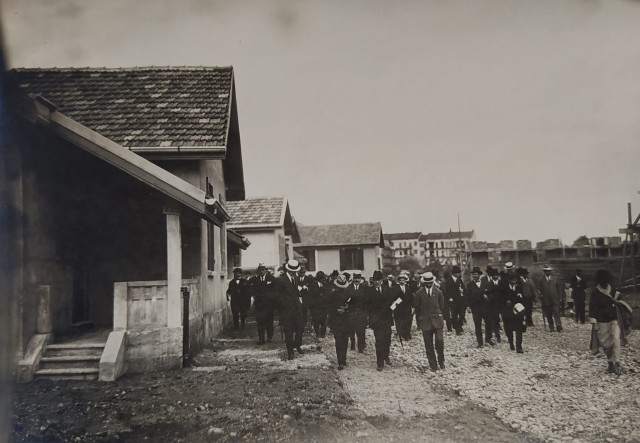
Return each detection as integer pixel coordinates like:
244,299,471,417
294,223,385,277
6,66,250,381
226,197,298,271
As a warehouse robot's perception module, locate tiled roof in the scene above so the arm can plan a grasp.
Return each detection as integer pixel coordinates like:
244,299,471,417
8,67,233,148
297,223,383,247
421,230,474,241
226,198,286,227
384,232,421,241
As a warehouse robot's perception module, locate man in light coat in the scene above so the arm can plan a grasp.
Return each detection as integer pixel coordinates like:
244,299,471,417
414,272,446,372
539,265,563,332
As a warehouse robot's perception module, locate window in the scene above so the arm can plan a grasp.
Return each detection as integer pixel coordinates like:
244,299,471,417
207,222,215,271
219,223,226,272
301,250,316,271
340,248,364,270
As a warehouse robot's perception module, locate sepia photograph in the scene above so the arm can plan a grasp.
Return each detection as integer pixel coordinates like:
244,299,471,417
1,1,639,442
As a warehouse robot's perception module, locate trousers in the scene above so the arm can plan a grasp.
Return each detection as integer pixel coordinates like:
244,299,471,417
421,327,444,370
373,326,392,366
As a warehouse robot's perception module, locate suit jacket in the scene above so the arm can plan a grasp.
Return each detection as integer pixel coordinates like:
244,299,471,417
327,286,354,332
501,283,526,330
274,274,304,324
444,276,465,307
344,283,368,313
520,278,538,306
464,279,489,313
539,276,562,307
367,285,395,329
391,283,413,318
226,278,251,308
414,286,445,331
570,276,587,303
249,273,276,316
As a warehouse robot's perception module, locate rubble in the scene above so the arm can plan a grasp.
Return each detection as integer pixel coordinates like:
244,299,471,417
392,311,639,443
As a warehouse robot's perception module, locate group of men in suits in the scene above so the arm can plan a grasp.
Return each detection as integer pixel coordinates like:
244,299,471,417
227,259,568,371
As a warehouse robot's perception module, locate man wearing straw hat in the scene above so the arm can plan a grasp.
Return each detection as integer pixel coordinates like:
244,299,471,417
414,272,446,372
274,259,306,360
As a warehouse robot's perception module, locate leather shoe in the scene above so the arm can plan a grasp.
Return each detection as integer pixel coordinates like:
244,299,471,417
287,353,294,360
296,347,305,354
376,365,383,371
477,343,483,348
439,362,445,370
487,339,496,346
256,340,265,345
338,365,344,370
516,349,524,354
509,343,515,351
385,358,392,366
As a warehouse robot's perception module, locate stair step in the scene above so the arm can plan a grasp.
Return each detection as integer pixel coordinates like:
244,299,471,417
40,356,101,370
45,343,105,357
34,368,99,381
47,343,105,349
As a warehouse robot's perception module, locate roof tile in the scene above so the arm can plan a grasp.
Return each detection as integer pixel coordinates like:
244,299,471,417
8,66,234,148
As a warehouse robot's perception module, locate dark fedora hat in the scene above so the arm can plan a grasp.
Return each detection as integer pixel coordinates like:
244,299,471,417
372,270,384,281
451,265,462,274
471,266,482,275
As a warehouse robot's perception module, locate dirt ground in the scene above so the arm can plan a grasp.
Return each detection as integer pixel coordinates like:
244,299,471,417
11,318,542,443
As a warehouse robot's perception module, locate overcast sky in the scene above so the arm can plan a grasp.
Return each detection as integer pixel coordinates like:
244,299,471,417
3,0,640,244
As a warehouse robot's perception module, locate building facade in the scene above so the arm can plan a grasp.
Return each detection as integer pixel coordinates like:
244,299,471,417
7,66,250,381
294,223,384,277
226,197,298,271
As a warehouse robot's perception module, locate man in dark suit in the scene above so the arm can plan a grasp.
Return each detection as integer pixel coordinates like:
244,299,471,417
274,259,306,360
392,272,414,340
464,267,494,348
345,271,368,352
444,265,466,335
367,270,396,371
485,267,502,343
570,269,587,324
539,265,563,332
518,267,537,327
227,268,251,331
500,273,527,353
414,272,446,372
249,263,276,345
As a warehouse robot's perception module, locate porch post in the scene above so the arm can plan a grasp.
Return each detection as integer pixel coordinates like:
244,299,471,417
165,207,182,328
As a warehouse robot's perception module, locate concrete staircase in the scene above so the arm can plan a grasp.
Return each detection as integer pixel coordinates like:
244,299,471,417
34,342,104,380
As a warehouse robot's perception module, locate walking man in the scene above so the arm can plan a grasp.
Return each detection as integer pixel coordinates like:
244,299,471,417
250,263,276,344
227,268,251,331
274,259,306,360
414,272,446,372
392,272,414,340
444,265,466,335
367,271,395,371
501,273,527,353
345,271,368,352
539,265,563,332
518,267,538,327
571,269,587,324
464,267,494,347
485,267,502,343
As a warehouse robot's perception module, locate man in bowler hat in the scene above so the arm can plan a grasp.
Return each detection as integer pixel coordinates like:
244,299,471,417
227,268,251,331
444,265,466,335
465,267,495,347
367,270,396,371
249,263,276,344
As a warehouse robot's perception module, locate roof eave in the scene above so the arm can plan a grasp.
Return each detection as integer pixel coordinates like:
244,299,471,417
19,93,230,226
